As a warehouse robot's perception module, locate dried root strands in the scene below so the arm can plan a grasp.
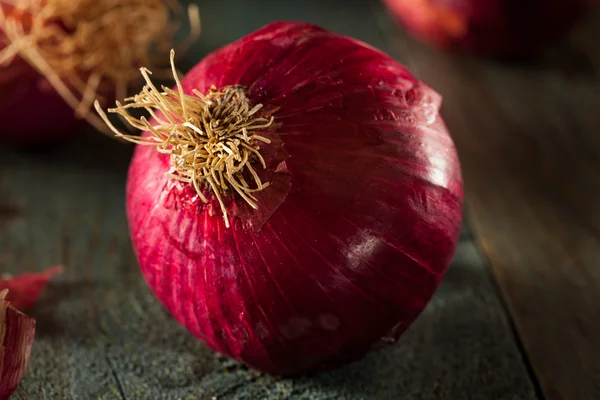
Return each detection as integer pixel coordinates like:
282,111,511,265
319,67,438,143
95,50,276,227
0,0,201,135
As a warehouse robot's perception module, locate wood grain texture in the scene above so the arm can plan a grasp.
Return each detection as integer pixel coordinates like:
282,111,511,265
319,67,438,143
1,0,537,398
373,4,600,400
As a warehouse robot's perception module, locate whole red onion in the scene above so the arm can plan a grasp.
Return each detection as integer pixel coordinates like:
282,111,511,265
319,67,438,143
98,22,463,376
383,0,596,56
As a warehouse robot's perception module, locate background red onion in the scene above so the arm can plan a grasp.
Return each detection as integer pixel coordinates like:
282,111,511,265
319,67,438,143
0,4,83,143
0,0,199,144
123,21,463,376
383,0,597,56
0,56,85,144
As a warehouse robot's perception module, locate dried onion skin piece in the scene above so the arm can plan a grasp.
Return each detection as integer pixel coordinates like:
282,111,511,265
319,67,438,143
0,290,36,400
0,266,63,311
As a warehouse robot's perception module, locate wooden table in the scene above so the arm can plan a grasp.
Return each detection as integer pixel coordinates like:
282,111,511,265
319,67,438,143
2,0,599,398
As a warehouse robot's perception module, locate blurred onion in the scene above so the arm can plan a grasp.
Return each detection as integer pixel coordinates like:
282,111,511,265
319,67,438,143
383,0,597,56
0,0,199,143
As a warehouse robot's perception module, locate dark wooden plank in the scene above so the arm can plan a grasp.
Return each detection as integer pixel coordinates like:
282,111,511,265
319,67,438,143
1,0,537,398
373,4,600,400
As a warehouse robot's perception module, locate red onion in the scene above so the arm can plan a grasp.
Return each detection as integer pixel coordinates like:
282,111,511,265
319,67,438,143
383,0,596,56
0,49,83,145
97,22,464,376
0,0,200,143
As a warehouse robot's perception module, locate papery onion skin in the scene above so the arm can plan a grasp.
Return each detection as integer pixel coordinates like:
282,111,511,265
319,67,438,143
0,266,63,310
126,22,463,376
0,267,61,397
0,291,36,400
383,0,596,56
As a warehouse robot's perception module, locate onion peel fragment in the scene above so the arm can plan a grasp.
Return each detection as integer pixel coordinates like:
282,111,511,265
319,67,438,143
0,290,36,400
0,0,201,135
94,50,277,227
0,266,63,311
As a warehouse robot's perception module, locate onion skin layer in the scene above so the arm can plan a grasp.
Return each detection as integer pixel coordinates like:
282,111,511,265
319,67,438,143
0,268,61,397
0,266,64,311
383,0,596,56
127,22,464,376
0,294,36,400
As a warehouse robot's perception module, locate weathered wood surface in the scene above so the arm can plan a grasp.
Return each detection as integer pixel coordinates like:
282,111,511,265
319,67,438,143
0,0,570,398
374,4,600,400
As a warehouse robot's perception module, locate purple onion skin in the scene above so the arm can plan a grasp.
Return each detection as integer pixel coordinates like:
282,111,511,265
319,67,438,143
0,300,35,400
126,22,464,376
383,0,596,56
